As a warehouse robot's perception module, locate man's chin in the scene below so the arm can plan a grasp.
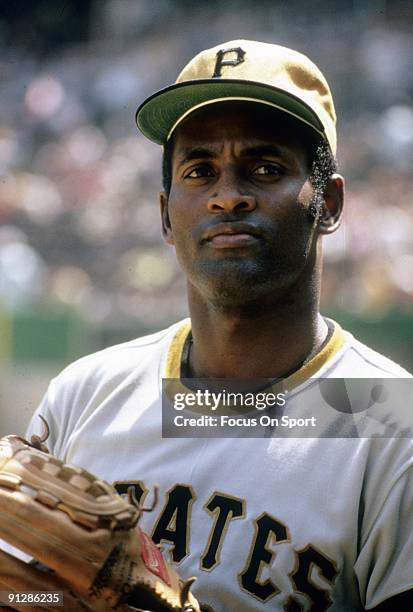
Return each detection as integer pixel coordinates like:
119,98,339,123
191,260,300,308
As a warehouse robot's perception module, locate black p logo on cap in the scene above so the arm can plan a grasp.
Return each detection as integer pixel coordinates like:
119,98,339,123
212,47,246,78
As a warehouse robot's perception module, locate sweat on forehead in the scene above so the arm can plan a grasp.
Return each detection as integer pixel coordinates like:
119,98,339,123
170,102,321,167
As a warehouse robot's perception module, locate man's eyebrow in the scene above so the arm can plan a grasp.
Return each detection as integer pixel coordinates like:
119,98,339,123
177,147,216,163
241,144,284,158
176,144,288,165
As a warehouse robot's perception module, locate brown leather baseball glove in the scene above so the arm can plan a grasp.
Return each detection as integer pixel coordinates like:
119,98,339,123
0,422,200,611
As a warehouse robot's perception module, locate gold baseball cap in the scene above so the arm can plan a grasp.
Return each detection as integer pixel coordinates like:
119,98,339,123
136,39,337,155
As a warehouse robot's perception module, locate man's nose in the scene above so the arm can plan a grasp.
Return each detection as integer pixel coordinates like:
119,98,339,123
207,185,256,214
208,169,257,214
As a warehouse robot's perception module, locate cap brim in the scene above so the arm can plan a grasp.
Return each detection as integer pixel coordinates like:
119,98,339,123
136,78,326,145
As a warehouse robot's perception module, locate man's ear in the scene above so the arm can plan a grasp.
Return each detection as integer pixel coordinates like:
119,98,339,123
318,173,345,235
160,191,174,245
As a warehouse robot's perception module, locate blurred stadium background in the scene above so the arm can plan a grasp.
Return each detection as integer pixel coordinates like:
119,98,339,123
1,0,413,434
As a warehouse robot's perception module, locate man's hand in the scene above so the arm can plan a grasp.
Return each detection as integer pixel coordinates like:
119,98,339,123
0,429,200,611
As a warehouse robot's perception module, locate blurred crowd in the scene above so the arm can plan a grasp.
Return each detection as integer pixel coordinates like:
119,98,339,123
1,0,412,335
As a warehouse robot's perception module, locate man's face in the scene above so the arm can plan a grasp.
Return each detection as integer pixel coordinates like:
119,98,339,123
161,102,322,308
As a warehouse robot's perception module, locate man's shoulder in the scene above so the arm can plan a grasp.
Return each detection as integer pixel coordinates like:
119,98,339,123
30,320,189,458
336,327,412,378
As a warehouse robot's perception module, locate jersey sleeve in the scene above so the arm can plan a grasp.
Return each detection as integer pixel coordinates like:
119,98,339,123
354,438,413,609
24,355,96,459
25,377,63,457
24,345,116,459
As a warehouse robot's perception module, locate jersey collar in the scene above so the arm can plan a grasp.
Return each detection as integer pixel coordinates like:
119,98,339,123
165,318,346,389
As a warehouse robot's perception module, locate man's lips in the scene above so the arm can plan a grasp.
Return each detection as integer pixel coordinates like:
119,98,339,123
201,223,262,248
209,233,258,247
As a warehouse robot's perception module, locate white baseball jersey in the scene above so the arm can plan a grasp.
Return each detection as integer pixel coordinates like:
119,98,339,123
25,319,413,611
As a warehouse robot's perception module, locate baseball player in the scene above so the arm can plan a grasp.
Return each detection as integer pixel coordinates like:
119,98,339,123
3,40,413,610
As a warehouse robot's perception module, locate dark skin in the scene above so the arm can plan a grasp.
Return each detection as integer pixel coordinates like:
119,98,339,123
14,102,412,610
160,102,344,378
160,102,413,610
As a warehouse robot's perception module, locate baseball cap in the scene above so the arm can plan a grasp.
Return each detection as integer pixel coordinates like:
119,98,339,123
135,39,337,155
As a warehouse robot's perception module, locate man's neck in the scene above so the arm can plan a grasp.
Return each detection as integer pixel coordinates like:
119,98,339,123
186,291,328,379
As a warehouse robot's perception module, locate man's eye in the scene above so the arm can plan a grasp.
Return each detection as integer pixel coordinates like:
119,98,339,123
184,166,214,179
252,164,282,176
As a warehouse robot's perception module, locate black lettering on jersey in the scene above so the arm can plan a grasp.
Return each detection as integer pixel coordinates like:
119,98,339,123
151,484,196,563
288,545,339,611
239,512,290,602
201,492,245,571
212,47,246,77
113,480,147,505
